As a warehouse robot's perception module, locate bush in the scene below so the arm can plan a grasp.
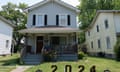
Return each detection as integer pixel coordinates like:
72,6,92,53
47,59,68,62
114,38,120,61
97,52,105,57
78,51,87,59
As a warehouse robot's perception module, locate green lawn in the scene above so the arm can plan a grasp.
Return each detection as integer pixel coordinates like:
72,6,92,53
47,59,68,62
0,53,19,72
25,57,120,72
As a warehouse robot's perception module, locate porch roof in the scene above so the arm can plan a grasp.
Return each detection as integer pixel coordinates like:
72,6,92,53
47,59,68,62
19,27,81,34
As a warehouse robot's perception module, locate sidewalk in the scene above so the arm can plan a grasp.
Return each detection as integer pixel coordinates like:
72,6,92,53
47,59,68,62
11,66,31,72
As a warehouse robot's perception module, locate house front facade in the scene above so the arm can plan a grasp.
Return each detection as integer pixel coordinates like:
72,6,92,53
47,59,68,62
19,0,80,64
0,16,15,55
85,10,120,58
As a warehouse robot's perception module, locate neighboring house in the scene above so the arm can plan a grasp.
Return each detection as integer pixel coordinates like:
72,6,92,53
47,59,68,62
85,10,120,58
0,16,15,55
19,0,80,64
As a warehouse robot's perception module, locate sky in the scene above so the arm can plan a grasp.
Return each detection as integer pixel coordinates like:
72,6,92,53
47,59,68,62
0,0,80,8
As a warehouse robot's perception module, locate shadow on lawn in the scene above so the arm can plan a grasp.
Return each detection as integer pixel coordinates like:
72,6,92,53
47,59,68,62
0,58,19,66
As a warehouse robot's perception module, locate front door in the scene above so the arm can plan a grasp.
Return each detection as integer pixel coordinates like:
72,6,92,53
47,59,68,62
36,36,43,53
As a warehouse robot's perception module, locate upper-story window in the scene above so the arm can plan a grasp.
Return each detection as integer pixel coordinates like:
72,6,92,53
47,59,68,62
96,25,99,32
56,14,71,26
32,14,47,26
104,19,109,29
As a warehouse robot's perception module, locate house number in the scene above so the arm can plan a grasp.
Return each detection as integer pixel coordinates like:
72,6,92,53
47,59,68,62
51,65,96,72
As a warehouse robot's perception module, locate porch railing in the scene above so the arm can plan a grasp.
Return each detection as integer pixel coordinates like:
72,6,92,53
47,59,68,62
52,44,78,55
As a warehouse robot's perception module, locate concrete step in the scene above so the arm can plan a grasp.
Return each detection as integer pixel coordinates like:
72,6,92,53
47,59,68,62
23,58,42,62
23,54,43,65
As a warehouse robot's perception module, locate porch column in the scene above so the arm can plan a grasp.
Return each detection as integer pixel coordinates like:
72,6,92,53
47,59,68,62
74,32,78,53
24,33,28,55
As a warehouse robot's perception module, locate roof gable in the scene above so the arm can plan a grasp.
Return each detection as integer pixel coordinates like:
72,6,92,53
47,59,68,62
85,10,120,31
25,0,80,13
0,16,16,28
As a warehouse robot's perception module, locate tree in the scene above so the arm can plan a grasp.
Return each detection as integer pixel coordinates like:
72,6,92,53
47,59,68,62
0,2,28,52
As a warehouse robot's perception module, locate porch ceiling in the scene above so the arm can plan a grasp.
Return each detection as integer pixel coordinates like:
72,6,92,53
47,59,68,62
19,27,81,34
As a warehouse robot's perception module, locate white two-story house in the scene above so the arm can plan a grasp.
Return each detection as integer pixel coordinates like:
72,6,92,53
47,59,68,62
19,0,80,64
85,10,120,58
0,16,15,55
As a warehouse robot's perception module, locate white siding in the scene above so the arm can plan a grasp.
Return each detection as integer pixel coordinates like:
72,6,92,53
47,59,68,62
85,13,117,56
27,1,77,28
0,20,13,55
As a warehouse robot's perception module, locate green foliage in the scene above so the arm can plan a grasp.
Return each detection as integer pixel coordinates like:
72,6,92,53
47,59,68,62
78,0,120,30
0,2,28,52
114,38,120,61
78,51,87,59
79,32,85,43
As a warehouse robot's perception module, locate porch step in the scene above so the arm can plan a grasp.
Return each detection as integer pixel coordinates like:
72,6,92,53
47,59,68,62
23,54,43,65
57,54,78,61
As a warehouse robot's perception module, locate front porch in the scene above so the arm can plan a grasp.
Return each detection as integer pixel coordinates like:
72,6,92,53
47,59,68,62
19,27,80,64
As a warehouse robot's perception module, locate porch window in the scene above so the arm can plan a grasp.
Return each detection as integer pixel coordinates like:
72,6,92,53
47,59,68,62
51,37,60,45
60,37,67,45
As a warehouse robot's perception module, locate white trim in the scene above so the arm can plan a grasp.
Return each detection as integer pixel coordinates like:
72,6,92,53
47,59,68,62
58,14,68,26
25,0,80,13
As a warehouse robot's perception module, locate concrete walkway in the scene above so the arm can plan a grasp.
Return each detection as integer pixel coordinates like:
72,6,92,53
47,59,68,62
11,66,31,72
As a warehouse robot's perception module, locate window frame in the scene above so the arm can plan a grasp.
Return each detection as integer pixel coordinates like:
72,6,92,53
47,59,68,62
58,14,68,26
106,36,111,49
104,19,109,29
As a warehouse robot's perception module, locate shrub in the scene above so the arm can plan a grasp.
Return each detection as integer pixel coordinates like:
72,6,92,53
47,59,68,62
78,51,87,59
114,38,120,61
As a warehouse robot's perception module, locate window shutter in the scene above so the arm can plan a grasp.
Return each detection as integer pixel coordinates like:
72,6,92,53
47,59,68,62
56,15,59,26
33,14,36,25
67,15,71,26
44,15,47,26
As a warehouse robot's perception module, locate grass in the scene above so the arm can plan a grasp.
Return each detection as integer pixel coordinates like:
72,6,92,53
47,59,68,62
25,57,120,72
0,53,20,72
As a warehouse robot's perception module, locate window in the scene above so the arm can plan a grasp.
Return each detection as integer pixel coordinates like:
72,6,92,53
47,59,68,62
33,14,48,26
37,15,44,26
6,40,9,48
106,37,111,49
59,15,67,26
56,14,71,26
98,39,101,48
104,19,109,29
88,31,90,36
91,41,93,48
96,25,99,32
